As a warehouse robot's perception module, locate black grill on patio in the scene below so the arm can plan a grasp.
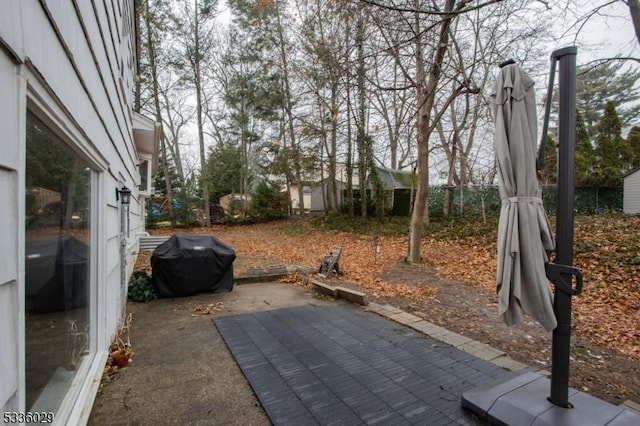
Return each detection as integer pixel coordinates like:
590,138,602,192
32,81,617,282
151,234,235,298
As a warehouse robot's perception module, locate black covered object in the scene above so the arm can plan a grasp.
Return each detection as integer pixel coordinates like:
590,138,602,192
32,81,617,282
151,234,235,298
26,236,89,313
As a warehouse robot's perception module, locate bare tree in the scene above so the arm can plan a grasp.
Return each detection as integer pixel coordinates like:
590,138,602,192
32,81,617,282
295,0,348,212
169,0,219,226
370,58,415,169
361,0,507,262
344,10,356,216
141,0,174,222
158,77,193,181
562,0,640,64
273,1,307,215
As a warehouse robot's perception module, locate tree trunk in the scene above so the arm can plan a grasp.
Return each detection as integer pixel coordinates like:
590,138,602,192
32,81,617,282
407,0,455,263
144,0,172,222
194,0,211,226
159,136,173,221
629,0,640,47
134,0,141,113
389,70,398,169
295,171,305,214
345,13,355,217
274,2,304,215
166,130,184,182
312,0,338,213
436,115,455,218
356,10,368,218
240,103,248,217
318,97,328,211
159,89,186,181
279,119,293,215
408,83,429,263
444,135,457,218
461,102,479,184
407,2,427,263
328,83,339,212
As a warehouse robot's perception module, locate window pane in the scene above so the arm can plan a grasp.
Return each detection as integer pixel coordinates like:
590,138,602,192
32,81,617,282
139,159,148,192
24,111,92,412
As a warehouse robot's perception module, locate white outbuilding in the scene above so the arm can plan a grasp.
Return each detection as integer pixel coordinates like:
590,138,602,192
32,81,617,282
623,168,640,214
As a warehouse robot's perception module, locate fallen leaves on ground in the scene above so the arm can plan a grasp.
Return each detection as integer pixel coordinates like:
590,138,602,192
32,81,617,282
191,302,224,316
145,223,435,302
102,313,134,380
143,214,639,361
422,215,640,361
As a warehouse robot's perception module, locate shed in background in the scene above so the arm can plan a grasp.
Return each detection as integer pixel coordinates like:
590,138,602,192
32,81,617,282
623,168,640,214
373,167,417,216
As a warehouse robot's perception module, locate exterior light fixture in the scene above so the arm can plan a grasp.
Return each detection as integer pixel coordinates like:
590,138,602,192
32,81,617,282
118,186,131,205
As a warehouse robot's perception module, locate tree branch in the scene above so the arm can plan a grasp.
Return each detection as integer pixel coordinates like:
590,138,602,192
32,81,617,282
358,0,503,16
579,56,640,75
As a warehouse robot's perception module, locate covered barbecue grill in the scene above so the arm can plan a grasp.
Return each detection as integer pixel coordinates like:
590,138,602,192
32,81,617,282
151,234,235,298
26,236,89,313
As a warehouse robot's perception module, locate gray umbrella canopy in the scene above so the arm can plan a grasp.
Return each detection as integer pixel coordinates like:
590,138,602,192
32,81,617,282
492,64,557,332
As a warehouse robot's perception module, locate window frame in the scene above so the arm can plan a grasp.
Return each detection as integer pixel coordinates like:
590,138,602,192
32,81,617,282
24,79,107,421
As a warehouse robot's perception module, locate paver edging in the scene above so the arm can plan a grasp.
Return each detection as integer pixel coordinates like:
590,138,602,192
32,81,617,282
366,302,528,374
622,400,640,415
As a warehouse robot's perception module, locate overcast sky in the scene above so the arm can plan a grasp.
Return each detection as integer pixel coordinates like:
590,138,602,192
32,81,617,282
555,1,639,64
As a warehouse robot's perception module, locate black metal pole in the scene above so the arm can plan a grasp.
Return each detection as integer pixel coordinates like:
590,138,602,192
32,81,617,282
549,46,577,408
537,57,557,172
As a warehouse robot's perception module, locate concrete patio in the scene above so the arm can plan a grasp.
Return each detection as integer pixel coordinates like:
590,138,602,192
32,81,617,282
88,272,640,425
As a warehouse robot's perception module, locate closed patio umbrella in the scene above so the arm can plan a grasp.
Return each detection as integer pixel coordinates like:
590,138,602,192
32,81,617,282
492,63,557,332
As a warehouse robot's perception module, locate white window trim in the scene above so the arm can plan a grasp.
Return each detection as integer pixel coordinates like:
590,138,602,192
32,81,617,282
25,71,109,172
137,153,153,196
24,70,108,425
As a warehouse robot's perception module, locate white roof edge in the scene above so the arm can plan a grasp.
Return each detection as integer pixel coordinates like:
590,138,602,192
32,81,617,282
132,111,156,131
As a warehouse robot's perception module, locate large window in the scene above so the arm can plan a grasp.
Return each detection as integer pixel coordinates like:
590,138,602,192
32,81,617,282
24,111,93,412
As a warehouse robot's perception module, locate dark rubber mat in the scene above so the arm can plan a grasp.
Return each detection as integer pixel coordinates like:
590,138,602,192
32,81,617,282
213,304,509,425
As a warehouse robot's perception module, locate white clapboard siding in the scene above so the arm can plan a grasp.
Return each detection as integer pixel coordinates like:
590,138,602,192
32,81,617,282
0,0,154,421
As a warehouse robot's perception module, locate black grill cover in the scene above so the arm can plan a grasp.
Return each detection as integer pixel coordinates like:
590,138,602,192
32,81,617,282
151,234,235,298
26,236,89,313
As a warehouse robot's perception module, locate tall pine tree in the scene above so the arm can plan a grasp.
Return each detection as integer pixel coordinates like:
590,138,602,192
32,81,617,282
594,101,633,186
575,110,595,185
576,62,640,136
627,126,640,170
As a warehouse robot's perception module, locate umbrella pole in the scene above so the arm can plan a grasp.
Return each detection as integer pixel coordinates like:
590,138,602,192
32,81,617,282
549,46,578,408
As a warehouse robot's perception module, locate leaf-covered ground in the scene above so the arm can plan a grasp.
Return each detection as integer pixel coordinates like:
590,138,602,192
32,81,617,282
419,214,640,362
146,214,638,362
140,214,639,404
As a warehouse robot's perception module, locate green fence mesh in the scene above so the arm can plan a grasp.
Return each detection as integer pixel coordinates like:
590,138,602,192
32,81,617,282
342,185,622,217
426,185,622,217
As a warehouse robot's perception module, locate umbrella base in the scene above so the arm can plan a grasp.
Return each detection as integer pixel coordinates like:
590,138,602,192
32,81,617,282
461,371,639,425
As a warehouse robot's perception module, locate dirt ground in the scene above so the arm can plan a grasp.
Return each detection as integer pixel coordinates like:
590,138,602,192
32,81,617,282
373,260,639,407
144,223,639,408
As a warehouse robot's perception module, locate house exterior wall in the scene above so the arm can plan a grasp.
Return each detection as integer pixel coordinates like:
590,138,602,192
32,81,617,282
623,169,640,214
310,182,346,212
289,182,346,213
289,184,312,213
0,1,145,423
310,186,326,212
0,43,24,414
